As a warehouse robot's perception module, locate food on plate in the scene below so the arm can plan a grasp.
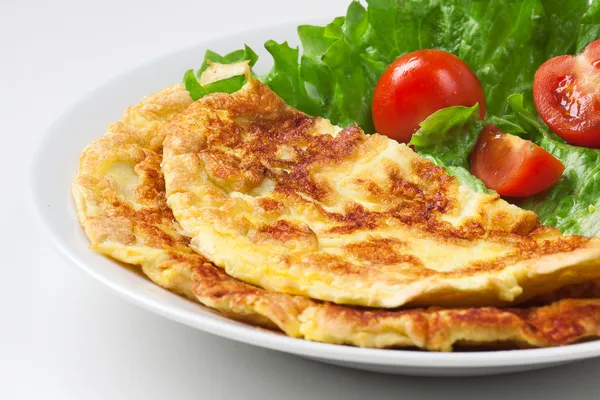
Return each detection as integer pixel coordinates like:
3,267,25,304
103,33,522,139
470,124,565,197
72,0,600,351
72,81,600,351
372,49,486,143
162,68,600,309
183,0,600,237
534,40,600,148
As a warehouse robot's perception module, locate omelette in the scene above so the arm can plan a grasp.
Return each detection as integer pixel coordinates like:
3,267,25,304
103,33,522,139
72,66,600,351
162,66,600,309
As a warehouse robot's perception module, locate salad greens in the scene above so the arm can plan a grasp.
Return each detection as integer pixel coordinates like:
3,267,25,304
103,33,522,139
183,0,600,236
408,105,488,193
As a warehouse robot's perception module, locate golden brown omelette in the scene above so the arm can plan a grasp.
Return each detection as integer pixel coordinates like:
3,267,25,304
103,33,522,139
72,74,600,351
161,71,600,308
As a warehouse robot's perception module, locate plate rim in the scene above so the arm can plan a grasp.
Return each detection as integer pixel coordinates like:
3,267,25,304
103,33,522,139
30,20,600,370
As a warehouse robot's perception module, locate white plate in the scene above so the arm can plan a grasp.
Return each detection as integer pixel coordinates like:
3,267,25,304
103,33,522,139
31,21,600,377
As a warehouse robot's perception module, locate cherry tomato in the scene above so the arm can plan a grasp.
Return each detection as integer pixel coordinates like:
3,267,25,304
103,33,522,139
372,49,486,143
470,125,565,197
533,39,600,148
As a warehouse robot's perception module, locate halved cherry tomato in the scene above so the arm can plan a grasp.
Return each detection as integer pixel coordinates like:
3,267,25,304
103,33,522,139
533,39,600,148
470,125,565,197
372,49,486,143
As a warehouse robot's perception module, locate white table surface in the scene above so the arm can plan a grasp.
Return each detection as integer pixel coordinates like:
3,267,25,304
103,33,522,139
3,0,600,398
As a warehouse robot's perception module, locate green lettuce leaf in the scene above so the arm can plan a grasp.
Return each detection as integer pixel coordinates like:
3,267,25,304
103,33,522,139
409,104,481,165
577,0,600,52
409,104,488,192
297,23,338,113
185,45,258,100
543,0,591,57
262,40,321,116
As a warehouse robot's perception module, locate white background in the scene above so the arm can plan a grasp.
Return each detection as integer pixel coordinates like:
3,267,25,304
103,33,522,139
3,0,600,398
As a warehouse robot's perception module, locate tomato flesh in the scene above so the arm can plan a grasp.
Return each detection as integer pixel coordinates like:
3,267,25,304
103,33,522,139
533,40,600,148
372,49,486,143
470,125,565,197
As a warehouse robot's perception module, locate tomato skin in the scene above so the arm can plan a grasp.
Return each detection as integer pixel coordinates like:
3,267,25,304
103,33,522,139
533,39,600,148
470,125,565,198
372,49,486,143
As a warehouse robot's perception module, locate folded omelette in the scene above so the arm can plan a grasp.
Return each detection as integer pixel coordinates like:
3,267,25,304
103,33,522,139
73,66,600,351
162,68,600,308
